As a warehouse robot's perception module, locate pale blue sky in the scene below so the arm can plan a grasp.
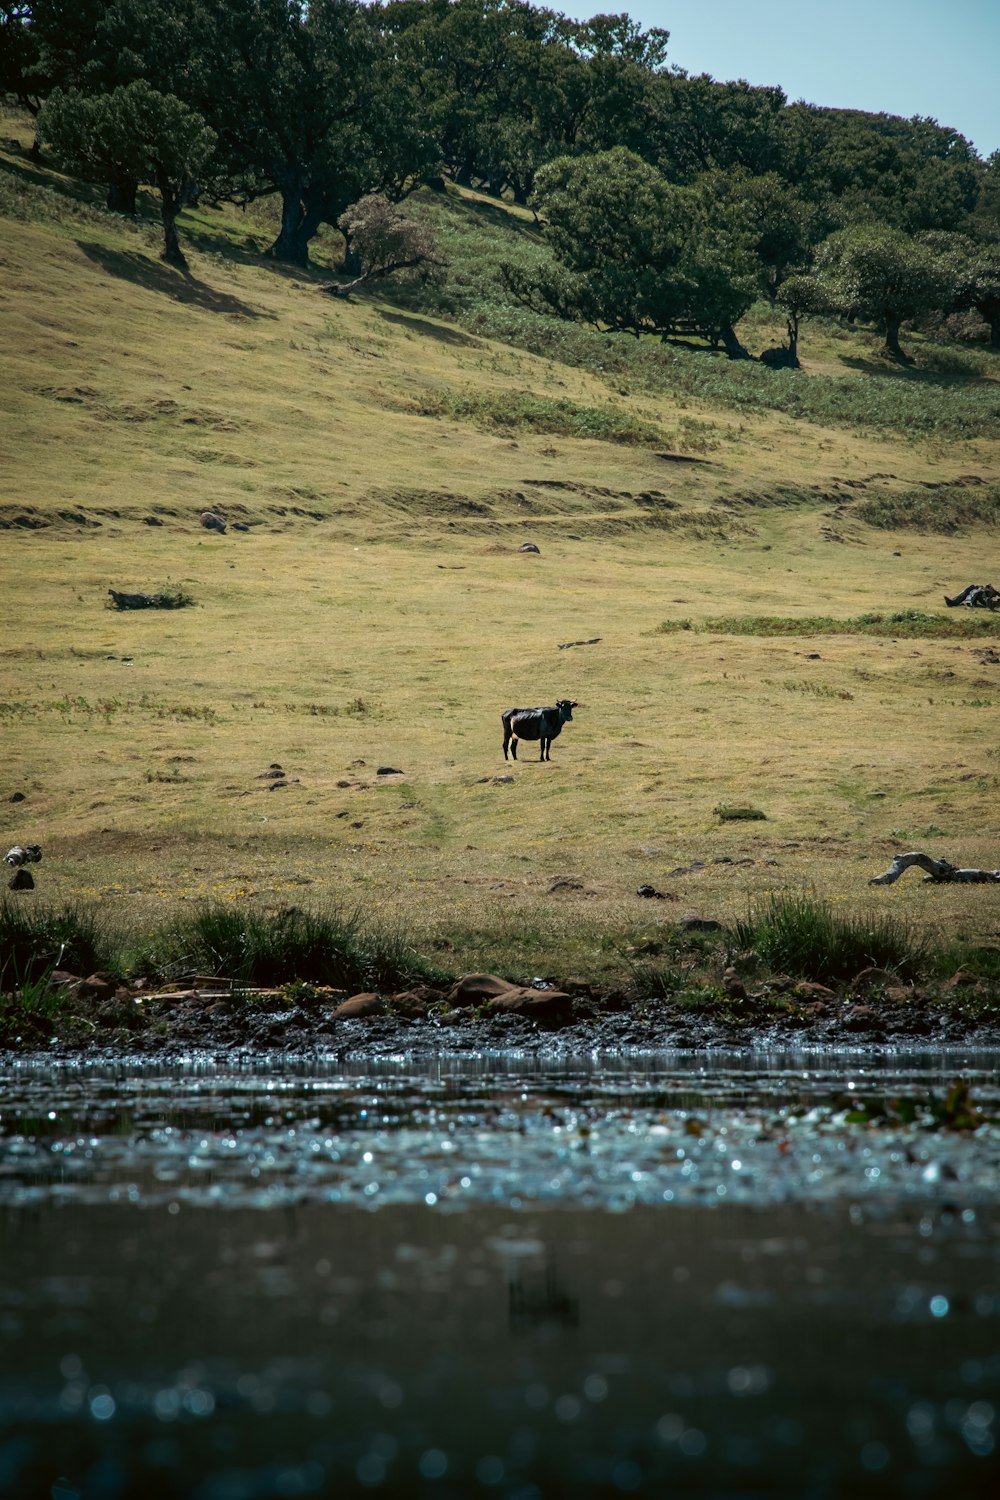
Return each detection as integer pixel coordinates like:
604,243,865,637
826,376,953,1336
580,1,1000,158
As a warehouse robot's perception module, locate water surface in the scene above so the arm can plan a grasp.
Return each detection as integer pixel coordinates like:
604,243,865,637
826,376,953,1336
2,1051,998,1498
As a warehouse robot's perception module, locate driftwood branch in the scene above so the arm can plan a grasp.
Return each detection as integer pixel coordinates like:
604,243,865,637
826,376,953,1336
321,256,432,299
870,851,1000,886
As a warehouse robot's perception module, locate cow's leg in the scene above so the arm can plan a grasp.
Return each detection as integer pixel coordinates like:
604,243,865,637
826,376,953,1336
540,738,549,761
510,735,518,760
503,729,510,760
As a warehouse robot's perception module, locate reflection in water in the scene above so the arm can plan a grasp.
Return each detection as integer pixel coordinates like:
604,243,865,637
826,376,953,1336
1,1053,999,1498
508,1262,580,1333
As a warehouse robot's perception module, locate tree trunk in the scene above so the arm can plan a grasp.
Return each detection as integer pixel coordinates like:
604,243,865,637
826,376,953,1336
787,313,800,366
160,194,187,269
990,313,1000,350
266,183,311,266
322,255,426,299
107,173,138,215
340,228,362,278
881,314,905,359
719,322,751,360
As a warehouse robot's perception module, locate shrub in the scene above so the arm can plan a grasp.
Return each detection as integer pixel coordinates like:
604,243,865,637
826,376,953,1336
133,902,437,991
733,893,927,984
0,900,111,987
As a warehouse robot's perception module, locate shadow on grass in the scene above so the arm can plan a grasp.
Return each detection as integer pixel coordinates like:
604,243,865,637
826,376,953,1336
78,241,270,318
446,190,543,242
179,217,340,284
377,308,483,347
0,150,108,213
839,353,993,387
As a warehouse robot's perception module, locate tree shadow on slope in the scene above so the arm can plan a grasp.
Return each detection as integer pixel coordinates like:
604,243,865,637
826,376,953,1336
178,217,339,284
839,350,997,387
377,308,483,347
78,241,270,318
0,149,108,213
446,190,543,242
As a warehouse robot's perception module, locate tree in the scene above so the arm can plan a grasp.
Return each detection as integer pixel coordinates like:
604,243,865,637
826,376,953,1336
922,231,1000,349
25,0,221,199
957,246,1000,349
37,81,215,265
205,0,436,266
27,0,216,99
773,272,835,365
380,0,559,192
702,172,815,301
0,3,44,115
779,103,983,237
328,192,440,295
814,225,949,359
523,148,758,354
645,73,789,184
529,148,695,334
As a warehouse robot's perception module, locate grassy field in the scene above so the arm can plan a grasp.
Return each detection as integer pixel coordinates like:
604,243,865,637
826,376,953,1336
3,105,1000,982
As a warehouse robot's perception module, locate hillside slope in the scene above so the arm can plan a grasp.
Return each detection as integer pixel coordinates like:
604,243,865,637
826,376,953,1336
3,121,1000,968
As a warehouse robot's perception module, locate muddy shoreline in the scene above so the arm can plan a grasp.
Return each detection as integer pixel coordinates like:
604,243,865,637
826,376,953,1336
16,975,1000,1061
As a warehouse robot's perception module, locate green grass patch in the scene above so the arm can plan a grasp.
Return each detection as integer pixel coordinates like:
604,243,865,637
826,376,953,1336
854,483,1000,533
402,389,664,446
733,893,927,985
714,805,767,821
129,902,440,992
0,899,113,987
655,611,1000,639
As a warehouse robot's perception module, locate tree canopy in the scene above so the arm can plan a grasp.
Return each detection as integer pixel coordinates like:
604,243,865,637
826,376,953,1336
37,80,215,263
3,0,998,350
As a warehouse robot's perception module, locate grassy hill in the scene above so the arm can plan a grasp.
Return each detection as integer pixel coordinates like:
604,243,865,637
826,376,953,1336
3,103,1000,980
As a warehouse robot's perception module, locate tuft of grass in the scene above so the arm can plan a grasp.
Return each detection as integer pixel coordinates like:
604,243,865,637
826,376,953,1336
130,902,441,992
655,611,1000,639
0,899,112,986
733,893,927,985
714,804,767,821
0,971,72,1046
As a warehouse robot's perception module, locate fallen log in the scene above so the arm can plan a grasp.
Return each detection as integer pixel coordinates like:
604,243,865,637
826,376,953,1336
870,852,1000,886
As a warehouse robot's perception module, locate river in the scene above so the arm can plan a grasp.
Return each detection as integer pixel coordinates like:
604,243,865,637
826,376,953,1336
2,1050,998,1498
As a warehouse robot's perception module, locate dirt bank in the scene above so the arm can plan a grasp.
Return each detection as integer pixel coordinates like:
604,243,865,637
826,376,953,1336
15,969,1000,1059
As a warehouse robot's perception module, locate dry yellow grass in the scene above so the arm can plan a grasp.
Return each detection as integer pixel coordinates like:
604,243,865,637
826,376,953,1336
3,120,1000,973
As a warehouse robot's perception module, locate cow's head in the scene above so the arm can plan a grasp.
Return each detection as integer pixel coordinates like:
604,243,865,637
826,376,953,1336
556,699,578,720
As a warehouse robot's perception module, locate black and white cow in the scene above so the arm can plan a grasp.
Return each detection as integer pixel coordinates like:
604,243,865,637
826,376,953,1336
502,700,578,761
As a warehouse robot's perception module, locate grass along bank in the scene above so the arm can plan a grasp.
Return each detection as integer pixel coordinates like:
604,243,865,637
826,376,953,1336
2,893,998,1051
